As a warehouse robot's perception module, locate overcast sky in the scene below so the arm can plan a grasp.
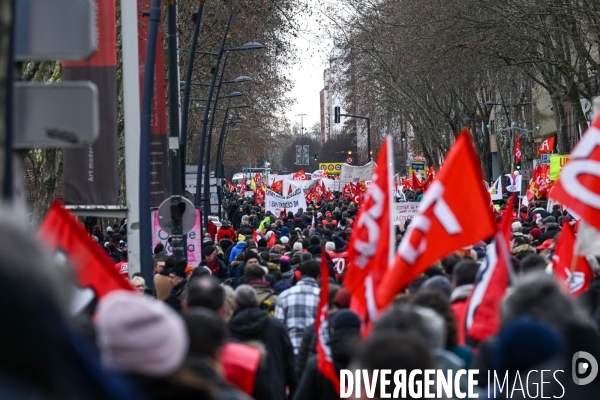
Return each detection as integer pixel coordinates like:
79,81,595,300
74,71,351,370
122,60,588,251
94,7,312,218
283,7,334,130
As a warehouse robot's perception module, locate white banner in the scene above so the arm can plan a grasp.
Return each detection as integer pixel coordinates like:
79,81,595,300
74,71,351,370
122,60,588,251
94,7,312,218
311,170,325,180
265,187,308,215
393,202,420,227
322,178,342,192
340,162,375,183
488,176,503,201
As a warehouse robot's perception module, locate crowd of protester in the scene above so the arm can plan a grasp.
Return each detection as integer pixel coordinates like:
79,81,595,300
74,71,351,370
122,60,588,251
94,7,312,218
3,190,600,399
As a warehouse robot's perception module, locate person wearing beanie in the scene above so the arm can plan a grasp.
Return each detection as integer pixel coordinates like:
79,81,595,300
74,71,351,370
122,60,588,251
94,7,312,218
280,236,289,244
529,227,542,241
165,265,189,311
279,255,294,286
293,309,361,400
229,235,248,264
95,291,212,399
233,251,263,287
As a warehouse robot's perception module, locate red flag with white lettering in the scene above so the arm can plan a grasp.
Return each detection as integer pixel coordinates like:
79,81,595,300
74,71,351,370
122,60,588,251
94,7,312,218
549,114,600,230
514,135,522,164
377,130,497,307
538,136,555,156
38,200,135,298
552,222,593,296
346,136,395,335
316,250,340,392
292,170,307,180
463,196,514,345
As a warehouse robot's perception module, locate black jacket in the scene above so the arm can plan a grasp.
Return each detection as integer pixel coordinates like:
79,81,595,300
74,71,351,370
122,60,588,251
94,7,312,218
293,329,357,400
199,258,229,282
295,323,317,378
533,225,560,246
228,306,297,400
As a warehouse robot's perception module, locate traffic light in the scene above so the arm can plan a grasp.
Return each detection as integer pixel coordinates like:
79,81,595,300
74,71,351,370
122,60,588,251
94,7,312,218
401,132,406,142
334,106,340,123
515,162,521,171
314,154,318,161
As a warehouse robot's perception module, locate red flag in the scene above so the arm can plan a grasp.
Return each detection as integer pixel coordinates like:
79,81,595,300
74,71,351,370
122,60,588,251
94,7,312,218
422,165,435,192
552,222,593,296
292,170,306,180
377,130,496,307
464,196,514,345
255,186,265,205
316,250,341,393
411,171,422,190
252,229,261,244
401,176,412,190
549,114,600,230
254,172,262,185
347,136,395,335
538,136,555,156
267,232,277,247
38,200,135,298
241,177,247,193
281,207,287,218
514,135,522,164
270,180,283,194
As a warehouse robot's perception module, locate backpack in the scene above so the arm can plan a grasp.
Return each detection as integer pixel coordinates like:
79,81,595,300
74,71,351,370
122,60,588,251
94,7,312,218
260,292,277,317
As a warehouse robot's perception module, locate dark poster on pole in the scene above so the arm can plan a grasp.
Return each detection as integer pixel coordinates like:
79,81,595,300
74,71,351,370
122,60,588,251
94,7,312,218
138,0,170,207
62,0,119,205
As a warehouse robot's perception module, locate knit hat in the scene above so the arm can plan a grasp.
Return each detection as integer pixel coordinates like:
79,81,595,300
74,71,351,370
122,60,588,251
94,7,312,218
107,226,113,232
511,221,522,232
334,237,347,251
325,242,335,251
293,242,303,251
331,309,361,332
279,256,291,272
257,238,268,248
185,265,195,275
280,236,289,244
95,291,188,377
334,287,351,309
420,275,452,299
237,234,246,243
493,316,563,374
529,227,542,239
245,251,260,264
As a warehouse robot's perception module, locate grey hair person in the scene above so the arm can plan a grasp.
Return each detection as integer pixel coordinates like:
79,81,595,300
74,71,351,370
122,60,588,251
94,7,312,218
234,284,258,309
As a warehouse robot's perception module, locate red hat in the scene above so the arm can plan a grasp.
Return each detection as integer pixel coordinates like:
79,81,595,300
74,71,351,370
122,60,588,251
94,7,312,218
529,228,542,239
536,239,554,250
185,265,195,274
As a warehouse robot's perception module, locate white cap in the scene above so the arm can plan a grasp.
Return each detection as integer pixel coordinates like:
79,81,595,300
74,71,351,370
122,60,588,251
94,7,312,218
511,221,522,232
280,236,289,244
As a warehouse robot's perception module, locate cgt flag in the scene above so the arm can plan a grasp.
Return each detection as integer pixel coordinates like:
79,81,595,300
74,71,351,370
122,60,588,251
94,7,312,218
552,222,593,296
464,196,514,346
346,136,395,335
316,250,340,393
38,200,135,298
377,130,496,307
550,114,600,230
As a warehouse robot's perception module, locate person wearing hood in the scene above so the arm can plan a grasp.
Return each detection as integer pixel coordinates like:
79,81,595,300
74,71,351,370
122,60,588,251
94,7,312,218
280,225,290,238
279,256,294,286
229,285,297,400
217,222,237,243
449,259,479,346
292,310,361,400
229,235,247,264
245,264,279,313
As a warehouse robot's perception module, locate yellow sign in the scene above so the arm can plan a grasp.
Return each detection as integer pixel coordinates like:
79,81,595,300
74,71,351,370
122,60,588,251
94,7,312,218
549,155,570,181
319,162,344,174
409,161,427,180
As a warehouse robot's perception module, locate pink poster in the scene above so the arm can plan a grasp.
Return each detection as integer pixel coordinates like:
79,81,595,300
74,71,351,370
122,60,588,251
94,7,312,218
152,210,202,265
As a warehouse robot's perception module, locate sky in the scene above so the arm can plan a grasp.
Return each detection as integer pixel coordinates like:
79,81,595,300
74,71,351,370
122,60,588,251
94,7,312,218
283,7,334,131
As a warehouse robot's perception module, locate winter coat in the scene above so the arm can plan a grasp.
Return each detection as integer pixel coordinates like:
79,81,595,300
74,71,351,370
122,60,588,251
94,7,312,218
185,355,252,400
292,329,357,400
229,242,247,264
248,280,279,305
267,262,283,282
199,257,229,282
217,225,237,242
228,307,297,400
295,323,317,378
534,225,560,246
511,244,537,261
282,269,295,286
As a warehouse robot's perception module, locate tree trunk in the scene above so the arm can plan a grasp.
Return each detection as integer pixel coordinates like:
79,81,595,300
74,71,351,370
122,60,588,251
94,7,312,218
550,93,569,154
30,149,62,225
